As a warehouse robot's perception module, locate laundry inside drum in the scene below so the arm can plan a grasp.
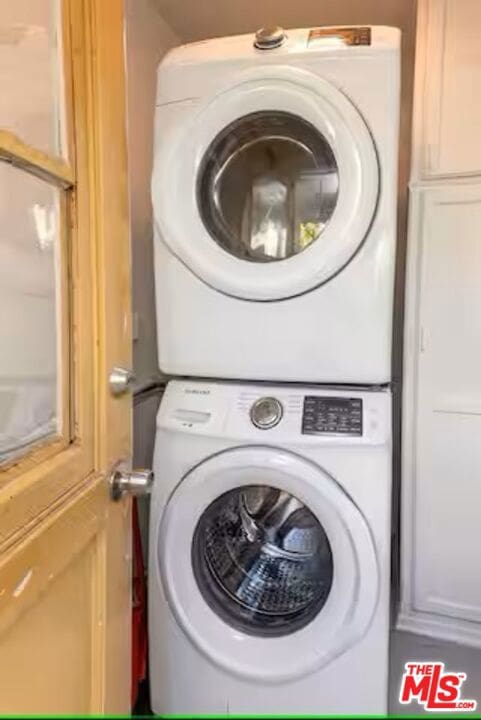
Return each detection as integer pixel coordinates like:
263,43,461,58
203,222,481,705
192,484,334,637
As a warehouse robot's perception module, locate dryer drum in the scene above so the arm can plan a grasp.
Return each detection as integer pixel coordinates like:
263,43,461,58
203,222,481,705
192,484,334,637
197,111,340,263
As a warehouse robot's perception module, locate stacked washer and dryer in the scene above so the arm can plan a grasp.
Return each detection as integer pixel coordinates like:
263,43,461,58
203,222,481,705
149,25,400,715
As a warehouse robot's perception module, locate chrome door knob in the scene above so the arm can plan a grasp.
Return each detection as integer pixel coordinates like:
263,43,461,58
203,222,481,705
109,367,135,396
250,397,284,429
110,468,154,501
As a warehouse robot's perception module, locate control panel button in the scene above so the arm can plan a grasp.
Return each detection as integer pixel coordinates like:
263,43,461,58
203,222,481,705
250,397,283,429
254,26,286,50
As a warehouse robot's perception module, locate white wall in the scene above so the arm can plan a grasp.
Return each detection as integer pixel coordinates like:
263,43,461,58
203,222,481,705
125,0,180,387
125,0,180,557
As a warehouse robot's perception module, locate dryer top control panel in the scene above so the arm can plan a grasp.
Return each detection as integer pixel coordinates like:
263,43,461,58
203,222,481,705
158,380,391,447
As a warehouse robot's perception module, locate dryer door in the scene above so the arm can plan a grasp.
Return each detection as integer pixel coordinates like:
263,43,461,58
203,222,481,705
157,446,379,683
152,66,379,301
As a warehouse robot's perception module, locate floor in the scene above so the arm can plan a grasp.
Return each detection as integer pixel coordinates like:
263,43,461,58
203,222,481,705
390,630,481,715
133,678,151,717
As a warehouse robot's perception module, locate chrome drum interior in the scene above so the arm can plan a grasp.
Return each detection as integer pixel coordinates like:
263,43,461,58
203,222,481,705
192,484,334,637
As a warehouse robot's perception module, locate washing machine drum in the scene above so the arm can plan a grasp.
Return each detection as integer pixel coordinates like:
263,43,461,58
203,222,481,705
158,447,379,682
192,485,334,637
153,67,379,301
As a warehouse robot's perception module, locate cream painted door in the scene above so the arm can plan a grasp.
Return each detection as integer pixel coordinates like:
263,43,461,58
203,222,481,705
0,0,134,713
401,183,481,647
413,0,481,179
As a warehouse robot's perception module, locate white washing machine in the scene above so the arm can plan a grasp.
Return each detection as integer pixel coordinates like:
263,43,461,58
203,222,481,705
152,26,400,384
149,379,392,715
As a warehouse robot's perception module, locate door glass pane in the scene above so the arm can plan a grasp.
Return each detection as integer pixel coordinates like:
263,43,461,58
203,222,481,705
0,0,66,156
197,111,339,262
192,485,333,637
0,162,61,464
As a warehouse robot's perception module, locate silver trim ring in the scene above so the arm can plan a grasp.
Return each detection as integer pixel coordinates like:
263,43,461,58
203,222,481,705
250,397,284,429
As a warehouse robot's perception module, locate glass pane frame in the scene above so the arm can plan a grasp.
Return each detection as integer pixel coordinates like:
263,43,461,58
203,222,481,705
0,0,96,545
0,176,73,473
0,165,69,464
0,0,69,158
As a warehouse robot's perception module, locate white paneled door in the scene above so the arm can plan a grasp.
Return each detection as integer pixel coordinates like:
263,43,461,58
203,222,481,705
401,183,481,645
413,0,481,179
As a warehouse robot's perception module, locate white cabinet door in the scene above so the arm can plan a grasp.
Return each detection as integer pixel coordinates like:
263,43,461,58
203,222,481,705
413,0,481,179
402,182,481,644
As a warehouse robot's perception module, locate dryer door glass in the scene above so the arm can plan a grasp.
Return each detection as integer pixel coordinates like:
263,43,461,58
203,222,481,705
192,484,333,637
197,111,339,262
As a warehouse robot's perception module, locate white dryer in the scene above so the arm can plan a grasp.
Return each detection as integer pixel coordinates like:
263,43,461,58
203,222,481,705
149,379,392,715
152,26,400,384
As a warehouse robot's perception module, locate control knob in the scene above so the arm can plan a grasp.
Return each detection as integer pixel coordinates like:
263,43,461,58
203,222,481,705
250,397,283,429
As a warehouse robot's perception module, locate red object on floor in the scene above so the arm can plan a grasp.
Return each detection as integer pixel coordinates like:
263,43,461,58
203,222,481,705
131,498,147,707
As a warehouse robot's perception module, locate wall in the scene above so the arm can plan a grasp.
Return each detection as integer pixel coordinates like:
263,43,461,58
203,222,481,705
125,0,180,556
125,0,180,388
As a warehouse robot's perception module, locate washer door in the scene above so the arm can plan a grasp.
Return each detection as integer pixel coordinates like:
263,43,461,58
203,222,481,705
152,66,379,301
158,447,379,682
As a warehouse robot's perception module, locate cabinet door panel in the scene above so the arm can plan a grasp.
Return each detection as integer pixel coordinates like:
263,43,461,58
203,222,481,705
415,0,481,178
412,183,481,621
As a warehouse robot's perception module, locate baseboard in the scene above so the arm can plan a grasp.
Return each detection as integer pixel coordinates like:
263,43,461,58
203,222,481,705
396,608,481,650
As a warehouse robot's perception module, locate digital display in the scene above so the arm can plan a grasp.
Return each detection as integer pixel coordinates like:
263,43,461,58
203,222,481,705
302,396,363,436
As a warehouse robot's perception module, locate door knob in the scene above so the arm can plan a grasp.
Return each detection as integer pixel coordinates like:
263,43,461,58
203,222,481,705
110,468,154,501
109,367,135,396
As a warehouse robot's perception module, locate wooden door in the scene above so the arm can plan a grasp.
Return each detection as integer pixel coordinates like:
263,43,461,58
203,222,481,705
0,0,133,713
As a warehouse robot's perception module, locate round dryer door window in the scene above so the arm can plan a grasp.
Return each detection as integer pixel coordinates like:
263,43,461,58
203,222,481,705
153,66,379,301
197,112,339,263
192,484,334,637
158,446,379,683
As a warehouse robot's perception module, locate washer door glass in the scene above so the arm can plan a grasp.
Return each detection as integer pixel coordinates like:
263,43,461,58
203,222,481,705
197,111,339,262
192,484,333,637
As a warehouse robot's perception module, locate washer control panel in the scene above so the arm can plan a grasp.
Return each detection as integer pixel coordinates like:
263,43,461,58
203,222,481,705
250,396,284,430
302,396,363,436
159,381,391,446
